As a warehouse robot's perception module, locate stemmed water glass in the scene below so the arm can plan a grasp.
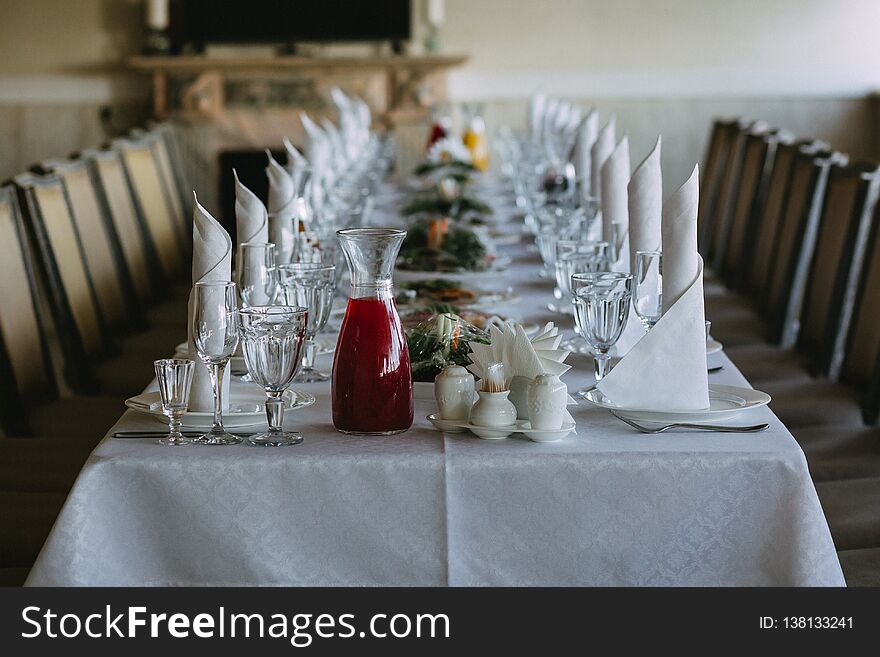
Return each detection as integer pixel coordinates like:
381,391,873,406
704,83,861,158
153,359,194,446
191,281,241,445
571,272,633,396
237,242,278,307
278,263,337,382
633,250,662,332
239,306,308,446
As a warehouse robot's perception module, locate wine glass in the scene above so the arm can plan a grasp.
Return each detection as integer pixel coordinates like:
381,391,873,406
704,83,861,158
153,359,194,446
191,281,241,445
239,306,308,446
278,263,337,382
633,250,662,332
571,272,633,395
237,242,277,307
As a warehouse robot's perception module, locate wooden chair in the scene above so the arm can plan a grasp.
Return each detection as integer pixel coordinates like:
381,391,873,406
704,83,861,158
148,123,192,223
720,130,790,286
747,140,828,297
0,186,58,432
798,161,880,378
14,173,107,392
114,136,188,280
764,149,846,347
40,158,136,329
697,119,739,255
708,120,771,271
83,148,157,304
0,185,122,434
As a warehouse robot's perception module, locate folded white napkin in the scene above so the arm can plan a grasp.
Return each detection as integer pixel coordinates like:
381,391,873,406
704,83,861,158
188,196,233,411
591,115,616,203
575,109,598,199
301,112,333,189
601,135,630,264
627,136,662,273
528,92,547,137
595,165,709,410
283,137,309,189
265,151,296,265
233,170,268,245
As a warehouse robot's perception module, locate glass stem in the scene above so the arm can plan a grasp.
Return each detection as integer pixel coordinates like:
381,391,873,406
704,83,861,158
302,337,317,371
209,361,226,433
169,414,183,442
594,350,610,382
266,392,284,433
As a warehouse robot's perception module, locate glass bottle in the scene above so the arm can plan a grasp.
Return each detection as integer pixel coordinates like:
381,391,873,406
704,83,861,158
332,228,413,434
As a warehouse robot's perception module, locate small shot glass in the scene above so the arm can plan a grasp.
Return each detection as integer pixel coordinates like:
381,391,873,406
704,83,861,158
153,359,195,446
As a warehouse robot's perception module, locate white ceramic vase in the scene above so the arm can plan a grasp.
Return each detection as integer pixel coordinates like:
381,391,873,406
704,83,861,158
434,365,475,421
527,374,568,430
469,390,517,428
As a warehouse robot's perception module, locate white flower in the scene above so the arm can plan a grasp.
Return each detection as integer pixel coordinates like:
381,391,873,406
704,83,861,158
427,137,472,165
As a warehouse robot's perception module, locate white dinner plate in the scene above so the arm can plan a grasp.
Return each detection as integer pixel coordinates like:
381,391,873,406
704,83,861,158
426,414,576,442
706,338,723,355
126,388,316,429
582,384,771,423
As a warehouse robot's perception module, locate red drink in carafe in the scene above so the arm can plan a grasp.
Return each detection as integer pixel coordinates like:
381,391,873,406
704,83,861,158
332,228,413,434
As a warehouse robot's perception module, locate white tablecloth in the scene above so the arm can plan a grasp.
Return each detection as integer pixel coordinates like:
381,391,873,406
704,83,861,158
26,187,845,587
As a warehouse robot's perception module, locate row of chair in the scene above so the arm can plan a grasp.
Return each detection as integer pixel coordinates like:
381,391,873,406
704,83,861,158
0,124,194,584
698,119,880,585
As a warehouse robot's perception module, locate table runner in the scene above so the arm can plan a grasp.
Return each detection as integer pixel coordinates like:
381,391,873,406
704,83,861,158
26,188,845,587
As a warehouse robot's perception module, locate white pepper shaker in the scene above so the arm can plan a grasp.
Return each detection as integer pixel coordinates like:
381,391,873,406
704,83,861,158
434,365,475,421
527,374,568,430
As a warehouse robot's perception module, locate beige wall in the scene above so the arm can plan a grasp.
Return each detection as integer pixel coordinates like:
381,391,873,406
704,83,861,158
0,0,148,181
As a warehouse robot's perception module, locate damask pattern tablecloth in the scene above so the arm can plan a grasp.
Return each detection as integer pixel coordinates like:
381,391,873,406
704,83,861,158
26,194,845,586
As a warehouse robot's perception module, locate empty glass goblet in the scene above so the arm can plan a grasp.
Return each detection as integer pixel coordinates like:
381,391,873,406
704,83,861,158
278,262,337,382
192,281,241,445
237,242,277,307
239,305,308,446
153,359,194,446
634,250,662,332
572,272,633,395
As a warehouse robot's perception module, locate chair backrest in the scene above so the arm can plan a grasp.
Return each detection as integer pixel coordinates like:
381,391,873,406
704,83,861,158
720,131,785,284
708,120,767,268
84,148,156,303
149,123,192,224
798,161,880,378
841,201,880,402
115,136,187,279
43,158,131,329
0,186,57,414
15,173,105,392
697,119,739,254
764,149,844,346
748,140,826,296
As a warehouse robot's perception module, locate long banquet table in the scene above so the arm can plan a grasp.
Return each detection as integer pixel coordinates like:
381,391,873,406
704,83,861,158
26,184,845,587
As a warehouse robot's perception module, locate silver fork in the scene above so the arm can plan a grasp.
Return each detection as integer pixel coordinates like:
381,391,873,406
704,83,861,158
610,412,769,434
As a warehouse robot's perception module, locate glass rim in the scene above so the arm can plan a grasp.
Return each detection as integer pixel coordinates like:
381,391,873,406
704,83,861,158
154,358,195,367
571,271,633,283
278,262,336,273
239,241,275,249
635,249,662,257
193,280,235,289
336,227,405,239
239,305,307,317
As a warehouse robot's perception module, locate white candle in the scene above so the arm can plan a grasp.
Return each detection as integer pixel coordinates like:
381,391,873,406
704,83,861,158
427,0,445,27
147,0,169,30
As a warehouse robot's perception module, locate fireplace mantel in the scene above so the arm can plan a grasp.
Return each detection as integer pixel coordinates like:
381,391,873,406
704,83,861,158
128,54,468,122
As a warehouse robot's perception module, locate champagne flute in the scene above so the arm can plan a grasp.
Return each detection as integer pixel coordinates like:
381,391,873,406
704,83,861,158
278,263,337,382
633,250,662,332
153,359,194,446
237,242,277,307
571,272,633,396
239,306,308,446
191,281,241,445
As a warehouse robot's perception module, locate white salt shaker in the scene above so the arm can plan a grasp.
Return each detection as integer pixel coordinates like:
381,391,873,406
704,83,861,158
434,365,475,421
527,374,568,430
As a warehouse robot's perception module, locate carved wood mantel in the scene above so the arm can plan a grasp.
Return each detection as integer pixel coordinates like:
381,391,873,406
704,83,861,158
128,54,467,125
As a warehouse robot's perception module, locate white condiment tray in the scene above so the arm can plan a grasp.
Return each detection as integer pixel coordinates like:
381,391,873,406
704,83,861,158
426,413,576,442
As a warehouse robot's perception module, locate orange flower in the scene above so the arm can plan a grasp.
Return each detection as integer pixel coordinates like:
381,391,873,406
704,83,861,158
427,217,450,250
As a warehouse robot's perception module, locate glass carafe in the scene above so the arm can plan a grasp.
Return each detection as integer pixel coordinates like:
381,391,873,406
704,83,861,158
332,228,413,434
